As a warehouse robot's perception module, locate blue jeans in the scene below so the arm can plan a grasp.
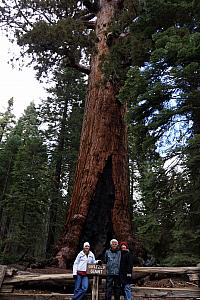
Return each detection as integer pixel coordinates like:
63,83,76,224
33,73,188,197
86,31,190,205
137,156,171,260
72,275,89,300
124,283,132,300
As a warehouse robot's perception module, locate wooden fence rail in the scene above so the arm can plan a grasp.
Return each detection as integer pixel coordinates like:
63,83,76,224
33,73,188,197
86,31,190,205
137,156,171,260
0,265,200,299
134,286,200,298
134,266,200,274
2,267,200,284
0,288,200,300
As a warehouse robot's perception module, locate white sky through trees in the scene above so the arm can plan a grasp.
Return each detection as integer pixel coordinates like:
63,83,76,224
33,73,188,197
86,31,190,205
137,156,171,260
0,32,47,118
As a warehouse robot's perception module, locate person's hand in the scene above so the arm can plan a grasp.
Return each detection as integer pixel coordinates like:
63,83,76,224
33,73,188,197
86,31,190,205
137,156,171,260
73,275,77,279
97,260,102,265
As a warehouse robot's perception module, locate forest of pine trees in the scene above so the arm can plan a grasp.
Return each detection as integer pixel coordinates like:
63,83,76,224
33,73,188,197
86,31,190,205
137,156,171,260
0,68,86,264
0,0,200,267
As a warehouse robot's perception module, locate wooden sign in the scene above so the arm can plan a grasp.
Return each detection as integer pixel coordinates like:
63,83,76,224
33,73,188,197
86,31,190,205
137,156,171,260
0,265,6,288
87,264,106,276
87,264,106,300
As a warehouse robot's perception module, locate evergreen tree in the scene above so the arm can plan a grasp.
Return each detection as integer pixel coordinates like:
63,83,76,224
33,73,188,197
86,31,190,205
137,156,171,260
119,0,200,264
0,103,49,262
0,136,20,260
39,68,86,257
0,99,17,255
0,0,143,266
0,97,15,143
2,0,199,266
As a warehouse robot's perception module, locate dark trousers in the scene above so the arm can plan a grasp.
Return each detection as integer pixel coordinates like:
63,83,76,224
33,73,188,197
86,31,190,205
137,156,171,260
105,275,121,300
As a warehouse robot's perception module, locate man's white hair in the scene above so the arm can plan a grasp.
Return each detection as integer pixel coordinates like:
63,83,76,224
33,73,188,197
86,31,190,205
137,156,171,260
110,239,118,245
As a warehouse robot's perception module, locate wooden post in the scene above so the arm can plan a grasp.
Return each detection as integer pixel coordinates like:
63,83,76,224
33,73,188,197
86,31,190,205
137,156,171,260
0,266,6,289
92,275,100,300
197,263,200,288
87,264,106,300
96,275,99,300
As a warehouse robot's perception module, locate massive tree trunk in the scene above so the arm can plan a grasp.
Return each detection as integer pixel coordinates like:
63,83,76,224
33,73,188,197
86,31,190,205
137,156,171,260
56,0,139,268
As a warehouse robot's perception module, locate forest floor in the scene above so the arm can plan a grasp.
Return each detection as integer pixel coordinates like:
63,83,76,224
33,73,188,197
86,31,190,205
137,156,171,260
137,277,198,288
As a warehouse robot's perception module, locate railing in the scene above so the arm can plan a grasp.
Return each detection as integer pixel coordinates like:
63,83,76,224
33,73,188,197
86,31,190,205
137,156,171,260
133,266,200,298
0,265,200,299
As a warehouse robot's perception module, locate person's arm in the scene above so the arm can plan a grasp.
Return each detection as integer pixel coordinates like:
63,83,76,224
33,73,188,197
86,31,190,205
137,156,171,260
127,252,134,275
73,253,80,275
90,251,102,265
91,253,97,264
104,250,108,264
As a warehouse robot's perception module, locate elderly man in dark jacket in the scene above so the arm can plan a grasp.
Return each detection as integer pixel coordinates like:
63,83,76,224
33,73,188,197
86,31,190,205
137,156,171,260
105,239,121,300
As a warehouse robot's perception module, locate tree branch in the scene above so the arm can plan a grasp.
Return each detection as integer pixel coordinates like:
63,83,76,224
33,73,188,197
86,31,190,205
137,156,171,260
66,62,90,75
82,20,96,29
62,49,91,75
14,0,33,29
42,12,54,25
80,13,96,21
106,31,129,47
82,0,99,13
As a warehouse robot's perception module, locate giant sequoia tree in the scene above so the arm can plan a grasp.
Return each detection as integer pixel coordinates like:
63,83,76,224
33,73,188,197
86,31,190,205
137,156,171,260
0,0,141,267
55,1,140,267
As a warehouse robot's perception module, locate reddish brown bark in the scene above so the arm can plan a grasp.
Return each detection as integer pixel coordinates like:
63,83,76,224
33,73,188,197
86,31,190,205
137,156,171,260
56,0,139,268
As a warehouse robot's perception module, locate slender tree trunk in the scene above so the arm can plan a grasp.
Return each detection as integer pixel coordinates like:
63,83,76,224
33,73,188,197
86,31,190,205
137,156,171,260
0,155,13,239
0,122,6,143
56,0,139,268
46,100,68,257
0,97,14,143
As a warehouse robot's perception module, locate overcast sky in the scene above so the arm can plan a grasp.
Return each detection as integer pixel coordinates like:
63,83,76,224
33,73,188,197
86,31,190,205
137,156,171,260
0,32,47,118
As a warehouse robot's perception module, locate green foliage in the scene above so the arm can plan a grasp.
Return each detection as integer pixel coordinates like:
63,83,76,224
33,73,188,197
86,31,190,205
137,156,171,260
162,227,200,266
1,0,200,265
0,0,95,76
122,0,200,264
0,64,86,263
0,103,49,261
162,253,199,266
103,0,196,82
39,67,86,198
38,67,86,256
0,97,15,142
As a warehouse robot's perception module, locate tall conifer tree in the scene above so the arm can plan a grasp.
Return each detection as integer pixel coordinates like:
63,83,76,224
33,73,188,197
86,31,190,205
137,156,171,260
119,0,200,264
39,68,86,257
0,97,15,143
0,103,49,261
0,0,142,266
